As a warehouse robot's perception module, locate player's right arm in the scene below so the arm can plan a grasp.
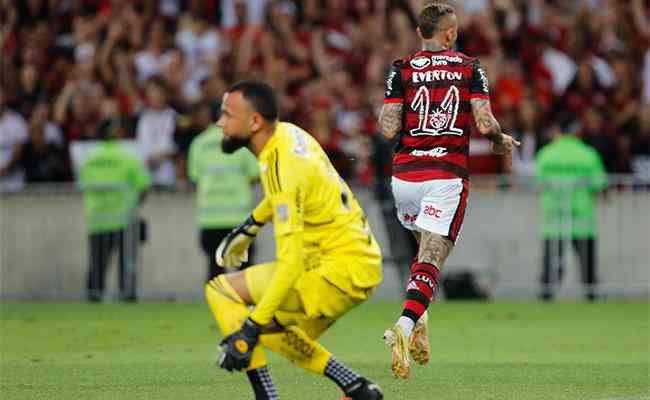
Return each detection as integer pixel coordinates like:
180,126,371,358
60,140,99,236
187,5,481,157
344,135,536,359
379,60,404,140
468,61,520,155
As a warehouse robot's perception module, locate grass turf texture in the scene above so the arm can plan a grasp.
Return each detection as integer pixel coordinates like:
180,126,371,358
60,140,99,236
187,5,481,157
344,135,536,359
1,301,648,400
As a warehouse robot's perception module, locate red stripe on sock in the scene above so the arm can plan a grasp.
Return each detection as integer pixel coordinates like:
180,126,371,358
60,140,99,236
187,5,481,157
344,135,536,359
403,299,426,316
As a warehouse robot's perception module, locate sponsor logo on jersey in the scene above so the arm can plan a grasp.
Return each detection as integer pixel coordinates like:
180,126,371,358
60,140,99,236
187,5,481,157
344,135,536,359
412,70,463,83
431,55,463,63
477,66,489,93
386,70,397,96
423,205,443,218
410,56,431,70
410,147,448,158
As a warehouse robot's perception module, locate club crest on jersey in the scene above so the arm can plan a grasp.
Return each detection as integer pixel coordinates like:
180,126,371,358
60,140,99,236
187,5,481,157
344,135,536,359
430,110,449,129
410,56,431,70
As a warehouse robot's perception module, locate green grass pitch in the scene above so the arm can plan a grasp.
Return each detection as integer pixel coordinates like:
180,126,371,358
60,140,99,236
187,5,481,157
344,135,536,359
1,301,648,400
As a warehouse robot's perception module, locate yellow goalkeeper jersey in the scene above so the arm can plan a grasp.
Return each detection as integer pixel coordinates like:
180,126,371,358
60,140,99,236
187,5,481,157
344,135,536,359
249,122,382,325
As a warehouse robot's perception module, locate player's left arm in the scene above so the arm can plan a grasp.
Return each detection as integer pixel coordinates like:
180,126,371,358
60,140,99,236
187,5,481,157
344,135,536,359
379,60,404,140
249,152,306,325
468,60,520,155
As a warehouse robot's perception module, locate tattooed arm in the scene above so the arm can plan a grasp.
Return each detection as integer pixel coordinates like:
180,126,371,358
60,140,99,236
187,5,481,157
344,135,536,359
379,103,403,140
470,98,520,155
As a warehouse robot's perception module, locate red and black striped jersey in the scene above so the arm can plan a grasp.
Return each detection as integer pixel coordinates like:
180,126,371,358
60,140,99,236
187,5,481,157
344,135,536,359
384,49,490,181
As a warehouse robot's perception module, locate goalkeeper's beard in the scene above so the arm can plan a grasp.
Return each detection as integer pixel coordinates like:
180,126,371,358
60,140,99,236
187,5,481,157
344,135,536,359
222,135,251,154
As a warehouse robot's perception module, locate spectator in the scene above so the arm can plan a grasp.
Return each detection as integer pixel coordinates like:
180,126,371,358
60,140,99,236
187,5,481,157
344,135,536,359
175,13,222,81
511,99,540,177
136,77,177,188
134,19,169,84
16,62,43,117
175,103,211,184
580,107,617,173
20,99,68,183
0,87,28,191
1,0,648,186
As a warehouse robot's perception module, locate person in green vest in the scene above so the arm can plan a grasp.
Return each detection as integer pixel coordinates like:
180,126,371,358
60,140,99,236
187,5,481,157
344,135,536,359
188,123,259,281
535,124,607,301
80,121,151,302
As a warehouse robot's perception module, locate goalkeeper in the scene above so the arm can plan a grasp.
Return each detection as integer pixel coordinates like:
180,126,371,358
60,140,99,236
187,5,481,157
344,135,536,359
207,80,384,400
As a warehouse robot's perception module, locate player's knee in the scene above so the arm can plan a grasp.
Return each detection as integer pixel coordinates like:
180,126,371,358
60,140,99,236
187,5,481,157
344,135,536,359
207,274,248,304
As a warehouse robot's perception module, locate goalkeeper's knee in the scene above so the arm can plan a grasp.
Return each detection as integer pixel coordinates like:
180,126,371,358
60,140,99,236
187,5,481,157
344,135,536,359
205,276,249,335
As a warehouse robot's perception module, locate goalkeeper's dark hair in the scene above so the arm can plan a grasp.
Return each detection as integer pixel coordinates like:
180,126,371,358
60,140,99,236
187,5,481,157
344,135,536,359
228,80,279,121
418,3,455,39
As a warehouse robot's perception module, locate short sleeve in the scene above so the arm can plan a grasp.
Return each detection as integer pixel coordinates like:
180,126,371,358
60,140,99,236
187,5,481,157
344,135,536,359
384,60,404,104
470,60,490,100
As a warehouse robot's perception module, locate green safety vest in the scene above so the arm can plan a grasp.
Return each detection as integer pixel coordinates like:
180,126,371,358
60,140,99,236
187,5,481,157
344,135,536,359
80,141,151,233
535,136,607,238
187,126,259,228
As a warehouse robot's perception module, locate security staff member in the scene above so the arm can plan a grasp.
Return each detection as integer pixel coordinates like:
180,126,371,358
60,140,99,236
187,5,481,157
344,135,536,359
80,123,150,302
536,125,607,301
188,124,259,281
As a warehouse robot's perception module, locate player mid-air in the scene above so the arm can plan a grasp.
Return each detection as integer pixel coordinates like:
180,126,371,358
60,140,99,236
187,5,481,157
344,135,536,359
379,3,520,379
207,81,384,399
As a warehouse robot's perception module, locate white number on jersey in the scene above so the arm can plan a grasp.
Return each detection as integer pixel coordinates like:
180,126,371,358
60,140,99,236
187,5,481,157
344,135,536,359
409,85,463,137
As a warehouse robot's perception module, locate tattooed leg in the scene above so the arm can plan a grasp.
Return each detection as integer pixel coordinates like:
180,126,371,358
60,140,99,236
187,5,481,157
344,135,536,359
392,231,453,338
417,231,454,268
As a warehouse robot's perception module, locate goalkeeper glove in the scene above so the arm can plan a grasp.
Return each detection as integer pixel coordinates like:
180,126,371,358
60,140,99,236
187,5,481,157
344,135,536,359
218,318,262,372
215,215,263,269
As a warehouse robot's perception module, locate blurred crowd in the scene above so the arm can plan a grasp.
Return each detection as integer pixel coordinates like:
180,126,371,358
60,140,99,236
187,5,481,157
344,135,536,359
1,0,649,191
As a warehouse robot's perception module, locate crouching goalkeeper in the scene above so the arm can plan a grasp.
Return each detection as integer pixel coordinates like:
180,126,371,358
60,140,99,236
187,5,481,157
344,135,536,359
206,80,384,400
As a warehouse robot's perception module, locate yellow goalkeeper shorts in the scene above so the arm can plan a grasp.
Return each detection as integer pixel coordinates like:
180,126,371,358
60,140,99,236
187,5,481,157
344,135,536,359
244,259,374,338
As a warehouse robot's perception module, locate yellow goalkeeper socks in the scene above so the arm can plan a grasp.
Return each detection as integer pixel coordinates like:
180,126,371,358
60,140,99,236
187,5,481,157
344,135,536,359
260,325,332,374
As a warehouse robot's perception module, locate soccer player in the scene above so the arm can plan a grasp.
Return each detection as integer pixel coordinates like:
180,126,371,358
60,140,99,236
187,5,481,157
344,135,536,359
206,81,384,399
379,3,520,378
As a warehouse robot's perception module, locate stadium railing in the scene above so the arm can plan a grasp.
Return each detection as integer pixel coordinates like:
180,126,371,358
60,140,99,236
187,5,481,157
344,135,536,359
1,175,648,300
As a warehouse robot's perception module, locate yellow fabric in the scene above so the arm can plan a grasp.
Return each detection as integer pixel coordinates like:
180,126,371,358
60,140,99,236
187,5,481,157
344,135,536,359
249,122,383,325
205,278,268,370
252,197,273,224
245,262,360,324
205,264,355,375
260,326,332,374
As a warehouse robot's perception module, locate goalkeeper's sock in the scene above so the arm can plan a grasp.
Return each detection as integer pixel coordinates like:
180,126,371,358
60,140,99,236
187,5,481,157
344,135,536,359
324,356,361,392
260,325,332,374
246,366,279,400
400,262,440,338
